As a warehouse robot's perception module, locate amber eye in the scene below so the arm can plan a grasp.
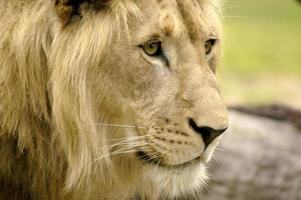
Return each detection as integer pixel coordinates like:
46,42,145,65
141,39,162,56
205,39,217,55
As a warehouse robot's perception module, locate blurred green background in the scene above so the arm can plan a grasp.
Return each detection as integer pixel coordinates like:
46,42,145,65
218,0,301,108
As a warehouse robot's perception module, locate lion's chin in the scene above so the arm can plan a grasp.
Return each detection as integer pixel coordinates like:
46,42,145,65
141,161,207,199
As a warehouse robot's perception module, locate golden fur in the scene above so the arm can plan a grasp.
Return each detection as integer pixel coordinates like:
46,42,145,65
0,0,228,199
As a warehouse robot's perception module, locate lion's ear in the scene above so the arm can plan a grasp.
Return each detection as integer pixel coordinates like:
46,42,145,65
54,0,109,26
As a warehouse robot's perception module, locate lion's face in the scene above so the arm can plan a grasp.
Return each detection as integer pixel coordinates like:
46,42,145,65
51,0,228,198
92,0,228,197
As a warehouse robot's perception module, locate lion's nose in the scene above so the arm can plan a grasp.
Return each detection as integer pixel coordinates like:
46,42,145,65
188,118,227,146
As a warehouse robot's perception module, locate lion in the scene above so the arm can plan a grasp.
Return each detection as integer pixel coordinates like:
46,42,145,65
0,0,228,199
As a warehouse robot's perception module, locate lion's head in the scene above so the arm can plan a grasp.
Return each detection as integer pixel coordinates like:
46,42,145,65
51,0,228,198
0,0,228,199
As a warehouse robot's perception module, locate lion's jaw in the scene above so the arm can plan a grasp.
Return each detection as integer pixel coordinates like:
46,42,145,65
141,161,207,198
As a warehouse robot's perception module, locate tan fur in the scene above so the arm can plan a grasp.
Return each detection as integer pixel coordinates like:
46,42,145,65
0,0,228,199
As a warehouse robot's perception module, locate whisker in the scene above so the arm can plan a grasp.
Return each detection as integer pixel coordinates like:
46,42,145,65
82,123,147,129
215,146,224,152
90,125,151,162
110,142,148,152
102,135,150,143
104,139,149,150
153,159,161,171
95,147,150,161
106,145,146,155
189,150,202,161
102,135,149,145
94,142,149,161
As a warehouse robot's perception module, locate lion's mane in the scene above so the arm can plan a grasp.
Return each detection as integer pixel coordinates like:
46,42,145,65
0,0,141,199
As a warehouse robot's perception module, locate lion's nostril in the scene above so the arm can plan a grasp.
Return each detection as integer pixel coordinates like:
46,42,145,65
188,118,227,146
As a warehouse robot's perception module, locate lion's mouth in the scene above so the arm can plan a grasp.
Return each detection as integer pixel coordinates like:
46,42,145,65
136,151,201,169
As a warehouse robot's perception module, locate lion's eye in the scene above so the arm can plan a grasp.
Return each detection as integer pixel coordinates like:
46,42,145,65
205,39,217,55
141,40,162,56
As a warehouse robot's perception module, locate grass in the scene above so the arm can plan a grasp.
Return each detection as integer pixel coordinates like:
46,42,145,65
217,0,301,108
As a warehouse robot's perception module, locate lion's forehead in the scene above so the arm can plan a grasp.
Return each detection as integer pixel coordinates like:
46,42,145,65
154,0,221,39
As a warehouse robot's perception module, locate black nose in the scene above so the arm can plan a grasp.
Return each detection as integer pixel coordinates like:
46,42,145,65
188,118,227,146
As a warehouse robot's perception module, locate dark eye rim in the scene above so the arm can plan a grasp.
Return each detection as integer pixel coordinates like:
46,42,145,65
139,39,163,57
205,38,218,55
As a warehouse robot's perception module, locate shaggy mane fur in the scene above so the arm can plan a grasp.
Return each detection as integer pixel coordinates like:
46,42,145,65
0,0,140,199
